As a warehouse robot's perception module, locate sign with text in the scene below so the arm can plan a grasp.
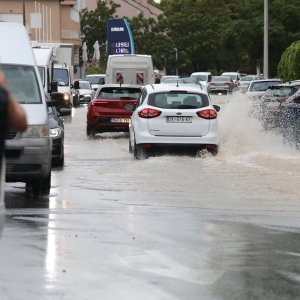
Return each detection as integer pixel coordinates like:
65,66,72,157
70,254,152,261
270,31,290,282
107,19,135,55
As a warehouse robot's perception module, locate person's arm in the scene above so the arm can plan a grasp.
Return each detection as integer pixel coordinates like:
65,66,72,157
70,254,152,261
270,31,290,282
0,72,27,132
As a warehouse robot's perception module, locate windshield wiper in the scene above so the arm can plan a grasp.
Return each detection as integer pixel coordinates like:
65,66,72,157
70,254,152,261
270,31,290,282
177,104,198,109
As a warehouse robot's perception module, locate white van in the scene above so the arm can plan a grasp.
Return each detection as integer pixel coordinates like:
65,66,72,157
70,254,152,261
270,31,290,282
105,54,155,85
1,22,52,196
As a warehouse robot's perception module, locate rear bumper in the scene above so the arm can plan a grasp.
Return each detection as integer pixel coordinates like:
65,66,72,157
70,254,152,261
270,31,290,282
134,129,219,146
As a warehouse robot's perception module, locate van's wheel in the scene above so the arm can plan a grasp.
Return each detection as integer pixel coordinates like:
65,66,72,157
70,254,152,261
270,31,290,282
30,173,51,196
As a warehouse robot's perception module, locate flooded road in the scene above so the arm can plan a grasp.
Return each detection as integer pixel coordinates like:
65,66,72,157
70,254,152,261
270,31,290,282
1,93,300,299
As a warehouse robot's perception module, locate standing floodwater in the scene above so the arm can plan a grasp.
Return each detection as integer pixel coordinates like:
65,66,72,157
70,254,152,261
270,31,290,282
1,93,300,300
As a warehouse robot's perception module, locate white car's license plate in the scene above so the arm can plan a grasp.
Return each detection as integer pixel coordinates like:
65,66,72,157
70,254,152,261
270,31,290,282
167,116,192,123
110,118,130,123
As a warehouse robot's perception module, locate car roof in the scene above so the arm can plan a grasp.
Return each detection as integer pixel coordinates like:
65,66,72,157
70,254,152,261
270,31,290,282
99,84,141,89
145,83,208,94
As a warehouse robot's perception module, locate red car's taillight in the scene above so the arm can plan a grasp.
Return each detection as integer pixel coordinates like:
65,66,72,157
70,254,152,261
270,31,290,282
197,109,217,119
138,108,162,118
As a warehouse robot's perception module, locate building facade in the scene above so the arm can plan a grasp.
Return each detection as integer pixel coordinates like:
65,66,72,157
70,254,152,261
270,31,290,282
84,0,162,19
0,0,81,69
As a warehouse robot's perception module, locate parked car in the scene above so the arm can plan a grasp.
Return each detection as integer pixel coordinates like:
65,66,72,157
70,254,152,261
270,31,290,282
281,89,300,147
246,79,283,100
209,76,235,95
129,84,220,159
72,79,94,106
85,74,105,91
86,84,142,137
238,75,258,92
259,83,300,130
48,106,65,167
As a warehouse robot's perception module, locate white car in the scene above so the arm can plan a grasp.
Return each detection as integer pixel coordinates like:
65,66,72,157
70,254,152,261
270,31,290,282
238,75,258,92
85,74,105,91
129,84,220,158
246,79,282,100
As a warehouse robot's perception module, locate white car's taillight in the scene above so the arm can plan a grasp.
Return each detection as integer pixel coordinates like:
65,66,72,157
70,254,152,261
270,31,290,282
138,108,162,118
197,109,217,119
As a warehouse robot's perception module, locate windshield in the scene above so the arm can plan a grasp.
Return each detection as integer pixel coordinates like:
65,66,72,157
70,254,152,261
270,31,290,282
264,86,296,98
97,87,141,100
1,64,42,104
53,68,69,86
148,92,209,109
240,76,255,81
250,81,282,92
79,81,91,89
212,76,231,82
86,76,104,84
190,75,208,82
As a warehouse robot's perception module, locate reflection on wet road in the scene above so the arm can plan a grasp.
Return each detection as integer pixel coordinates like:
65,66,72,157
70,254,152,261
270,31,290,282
1,93,300,299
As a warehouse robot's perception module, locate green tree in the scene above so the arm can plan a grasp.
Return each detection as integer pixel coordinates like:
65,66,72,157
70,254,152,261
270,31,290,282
80,0,120,66
220,0,300,76
278,40,300,81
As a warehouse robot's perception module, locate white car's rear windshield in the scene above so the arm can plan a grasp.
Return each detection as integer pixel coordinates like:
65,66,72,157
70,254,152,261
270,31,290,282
148,92,209,109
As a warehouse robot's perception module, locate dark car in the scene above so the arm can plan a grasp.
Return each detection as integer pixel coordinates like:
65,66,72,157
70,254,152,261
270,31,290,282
86,84,141,137
259,83,300,130
48,106,64,167
281,89,300,148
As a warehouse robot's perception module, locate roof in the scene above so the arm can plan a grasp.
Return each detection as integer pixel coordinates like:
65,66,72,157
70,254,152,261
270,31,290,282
145,83,208,95
0,22,36,66
33,47,53,66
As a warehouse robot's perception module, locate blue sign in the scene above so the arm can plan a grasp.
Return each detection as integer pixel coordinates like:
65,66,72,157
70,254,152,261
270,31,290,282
107,19,135,55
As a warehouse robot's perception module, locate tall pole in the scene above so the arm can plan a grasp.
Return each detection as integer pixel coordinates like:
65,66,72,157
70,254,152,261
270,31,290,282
22,0,26,26
174,48,178,76
264,0,269,79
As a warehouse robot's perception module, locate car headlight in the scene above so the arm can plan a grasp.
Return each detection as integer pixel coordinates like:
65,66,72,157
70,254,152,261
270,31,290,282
64,93,71,101
22,125,49,138
50,128,62,138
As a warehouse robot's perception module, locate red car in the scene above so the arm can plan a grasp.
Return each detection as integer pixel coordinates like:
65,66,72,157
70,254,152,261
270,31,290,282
87,84,141,136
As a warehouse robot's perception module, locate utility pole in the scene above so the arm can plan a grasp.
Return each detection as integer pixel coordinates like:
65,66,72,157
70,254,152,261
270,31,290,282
174,48,178,76
263,0,269,79
22,0,26,26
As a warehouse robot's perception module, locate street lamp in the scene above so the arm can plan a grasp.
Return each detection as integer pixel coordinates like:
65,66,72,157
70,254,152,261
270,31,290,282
173,48,178,76
263,0,269,79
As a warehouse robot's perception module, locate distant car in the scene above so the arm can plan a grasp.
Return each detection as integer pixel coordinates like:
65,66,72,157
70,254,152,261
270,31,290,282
86,84,141,137
160,75,180,83
246,79,283,100
238,75,258,92
190,72,212,92
129,84,220,159
221,72,242,86
281,89,300,147
85,74,105,91
259,83,300,130
72,79,94,106
48,106,64,167
209,76,235,95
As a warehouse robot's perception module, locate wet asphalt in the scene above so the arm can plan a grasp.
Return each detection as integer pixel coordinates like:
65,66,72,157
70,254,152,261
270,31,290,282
1,93,300,300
